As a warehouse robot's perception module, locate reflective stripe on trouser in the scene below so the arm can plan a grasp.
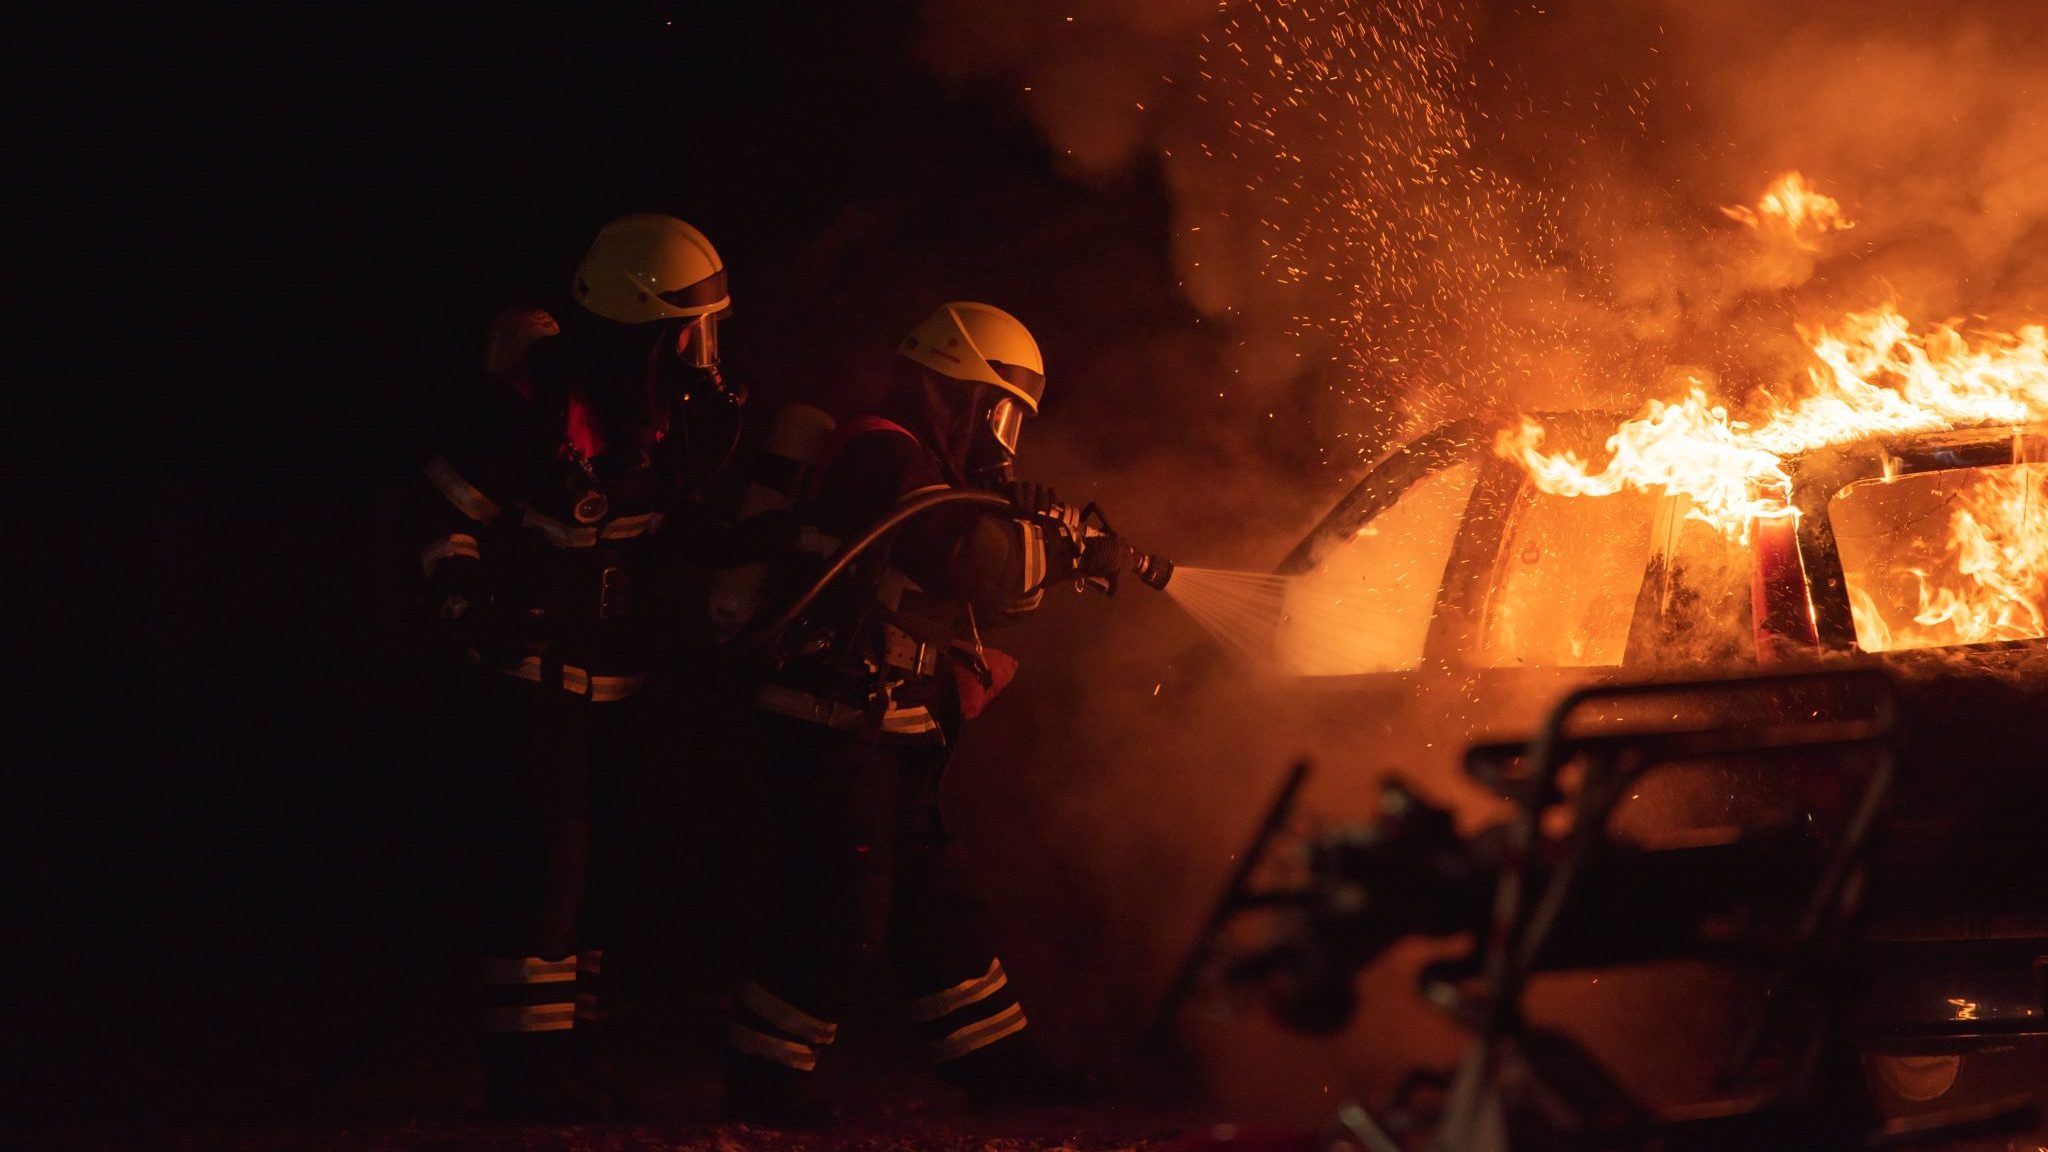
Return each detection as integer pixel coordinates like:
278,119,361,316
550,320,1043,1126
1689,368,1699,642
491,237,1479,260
728,981,839,1073
421,532,481,577
484,954,578,1033
910,957,1028,1062
740,725,1016,1070
492,655,647,702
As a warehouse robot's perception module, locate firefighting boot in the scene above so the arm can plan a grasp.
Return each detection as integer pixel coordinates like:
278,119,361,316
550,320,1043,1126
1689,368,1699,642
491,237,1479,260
571,949,628,1120
940,1033,1100,1113
480,1032,599,1123
719,1054,837,1129
721,980,843,1128
909,958,1088,1109
479,954,609,1123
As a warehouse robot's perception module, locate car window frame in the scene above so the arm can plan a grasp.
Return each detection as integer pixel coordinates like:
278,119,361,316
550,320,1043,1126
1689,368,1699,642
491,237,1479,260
1791,425,2048,654
1277,419,1494,576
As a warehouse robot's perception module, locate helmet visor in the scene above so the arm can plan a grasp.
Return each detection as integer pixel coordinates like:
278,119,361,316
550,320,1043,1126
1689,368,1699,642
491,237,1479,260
987,360,1045,410
988,397,1025,455
656,267,729,313
682,310,724,370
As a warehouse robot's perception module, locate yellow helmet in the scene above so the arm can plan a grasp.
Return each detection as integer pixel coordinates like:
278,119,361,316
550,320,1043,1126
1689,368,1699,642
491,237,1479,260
897,302,1046,414
571,213,729,324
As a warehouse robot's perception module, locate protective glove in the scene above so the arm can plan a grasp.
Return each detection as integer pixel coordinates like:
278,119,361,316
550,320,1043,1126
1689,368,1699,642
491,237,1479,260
1004,479,1062,519
1076,530,1130,594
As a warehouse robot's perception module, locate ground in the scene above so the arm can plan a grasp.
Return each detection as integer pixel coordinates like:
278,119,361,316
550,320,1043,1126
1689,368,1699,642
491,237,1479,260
5,966,1212,1152
15,1084,1195,1152
22,1118,1177,1152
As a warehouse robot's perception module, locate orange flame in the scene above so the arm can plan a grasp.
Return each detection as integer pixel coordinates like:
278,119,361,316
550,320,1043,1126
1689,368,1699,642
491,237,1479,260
1719,171,1854,249
1501,174,2048,649
1501,305,2048,540
1497,387,1795,539
1851,465,2048,650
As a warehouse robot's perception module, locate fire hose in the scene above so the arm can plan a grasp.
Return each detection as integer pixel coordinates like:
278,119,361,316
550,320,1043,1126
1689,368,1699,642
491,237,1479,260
724,487,1174,657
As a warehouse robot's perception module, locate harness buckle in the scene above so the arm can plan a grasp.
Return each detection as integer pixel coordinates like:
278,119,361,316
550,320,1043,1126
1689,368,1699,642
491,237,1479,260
880,623,941,676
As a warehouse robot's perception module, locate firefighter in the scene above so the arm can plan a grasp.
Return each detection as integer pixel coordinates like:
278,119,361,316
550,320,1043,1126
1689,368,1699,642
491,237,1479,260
723,302,1121,1124
416,213,740,1119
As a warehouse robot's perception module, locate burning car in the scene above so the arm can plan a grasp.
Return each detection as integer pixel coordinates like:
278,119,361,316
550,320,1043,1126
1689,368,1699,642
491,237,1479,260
1249,395,2048,1120
1274,414,2048,672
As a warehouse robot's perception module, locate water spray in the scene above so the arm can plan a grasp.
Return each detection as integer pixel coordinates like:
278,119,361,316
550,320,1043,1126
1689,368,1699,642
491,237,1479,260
1159,567,1296,663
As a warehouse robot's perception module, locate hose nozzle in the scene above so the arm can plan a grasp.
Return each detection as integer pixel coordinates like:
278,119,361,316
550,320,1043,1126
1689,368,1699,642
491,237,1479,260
1129,550,1175,591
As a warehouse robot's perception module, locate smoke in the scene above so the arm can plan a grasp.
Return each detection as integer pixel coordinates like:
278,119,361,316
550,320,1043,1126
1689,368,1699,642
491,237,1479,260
915,0,2048,1120
921,0,2048,431
1491,0,2048,419
920,0,1552,460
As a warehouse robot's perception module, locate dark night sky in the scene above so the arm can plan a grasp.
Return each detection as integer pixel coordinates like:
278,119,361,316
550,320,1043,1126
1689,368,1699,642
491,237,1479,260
9,7,1232,1122
16,5,1195,771
25,8,1162,463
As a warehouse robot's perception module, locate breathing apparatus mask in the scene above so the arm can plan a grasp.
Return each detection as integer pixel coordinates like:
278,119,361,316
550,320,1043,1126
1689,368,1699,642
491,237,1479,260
683,307,722,371
653,309,740,404
632,310,735,456
967,394,1025,487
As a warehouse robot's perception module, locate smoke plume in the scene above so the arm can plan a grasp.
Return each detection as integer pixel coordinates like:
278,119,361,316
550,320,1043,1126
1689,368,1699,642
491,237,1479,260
923,0,2048,437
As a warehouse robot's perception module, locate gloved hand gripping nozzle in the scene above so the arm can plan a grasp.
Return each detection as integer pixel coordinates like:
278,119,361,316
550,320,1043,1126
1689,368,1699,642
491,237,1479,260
1022,493,1174,595
727,486,1173,660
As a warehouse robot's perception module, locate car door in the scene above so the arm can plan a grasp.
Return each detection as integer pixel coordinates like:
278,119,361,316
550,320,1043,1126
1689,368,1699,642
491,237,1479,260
1277,416,1663,763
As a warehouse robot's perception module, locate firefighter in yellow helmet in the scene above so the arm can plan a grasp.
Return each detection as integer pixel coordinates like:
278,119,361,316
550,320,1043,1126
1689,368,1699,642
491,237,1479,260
722,303,1121,1126
414,213,742,1120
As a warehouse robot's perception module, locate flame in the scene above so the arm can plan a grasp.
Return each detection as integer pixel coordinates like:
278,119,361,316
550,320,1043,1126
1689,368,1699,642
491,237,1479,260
1501,304,2048,539
1497,388,1795,538
1499,174,2048,649
1719,171,1854,249
1851,465,2048,650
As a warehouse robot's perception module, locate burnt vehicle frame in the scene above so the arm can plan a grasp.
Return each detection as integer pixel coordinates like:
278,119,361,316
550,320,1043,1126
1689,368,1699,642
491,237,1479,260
1181,417,2048,1131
